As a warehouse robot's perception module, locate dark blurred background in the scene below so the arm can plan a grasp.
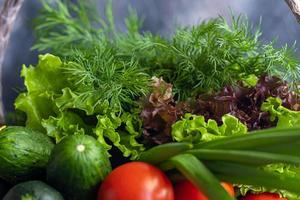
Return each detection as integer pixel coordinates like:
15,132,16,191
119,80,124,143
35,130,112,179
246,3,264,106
1,0,300,114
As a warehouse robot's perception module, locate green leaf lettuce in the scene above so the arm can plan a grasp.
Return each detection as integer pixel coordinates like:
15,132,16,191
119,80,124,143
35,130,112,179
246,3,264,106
171,113,247,143
94,112,144,159
14,54,145,159
14,54,69,131
261,97,300,128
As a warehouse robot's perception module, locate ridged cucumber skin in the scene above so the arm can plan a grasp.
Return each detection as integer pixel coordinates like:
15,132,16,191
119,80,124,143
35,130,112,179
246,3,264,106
3,180,64,200
0,126,54,183
47,134,111,200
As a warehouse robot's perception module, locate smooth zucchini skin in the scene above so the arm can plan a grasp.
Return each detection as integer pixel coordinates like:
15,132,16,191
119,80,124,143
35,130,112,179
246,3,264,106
3,180,64,200
0,126,54,183
47,134,112,200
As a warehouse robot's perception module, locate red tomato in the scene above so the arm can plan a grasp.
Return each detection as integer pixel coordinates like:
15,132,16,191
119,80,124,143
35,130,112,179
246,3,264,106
174,180,235,200
241,192,287,200
98,162,174,200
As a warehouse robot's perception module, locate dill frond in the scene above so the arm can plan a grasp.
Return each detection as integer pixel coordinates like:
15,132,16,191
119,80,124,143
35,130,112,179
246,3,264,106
63,42,150,112
32,0,104,56
118,15,300,99
33,0,300,102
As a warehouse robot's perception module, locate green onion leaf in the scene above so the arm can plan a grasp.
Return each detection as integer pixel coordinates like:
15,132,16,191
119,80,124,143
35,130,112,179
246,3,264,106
139,142,193,164
165,154,234,200
253,142,300,156
206,161,300,195
187,149,300,166
195,126,300,150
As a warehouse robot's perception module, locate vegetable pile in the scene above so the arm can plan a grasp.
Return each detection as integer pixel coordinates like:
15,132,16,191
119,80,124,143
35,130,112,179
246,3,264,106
1,0,300,199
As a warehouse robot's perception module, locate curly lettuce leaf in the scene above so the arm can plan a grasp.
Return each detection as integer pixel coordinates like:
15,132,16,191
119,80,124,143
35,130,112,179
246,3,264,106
94,112,144,159
171,113,247,143
237,164,300,200
121,112,145,149
242,74,259,87
55,87,110,115
42,111,90,143
219,114,248,135
261,97,300,128
14,91,57,132
14,54,71,131
15,54,145,159
14,54,110,131
21,54,69,93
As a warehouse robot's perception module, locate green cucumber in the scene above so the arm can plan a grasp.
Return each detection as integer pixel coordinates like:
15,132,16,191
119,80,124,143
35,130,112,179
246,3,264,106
3,180,64,200
47,134,111,200
0,126,54,183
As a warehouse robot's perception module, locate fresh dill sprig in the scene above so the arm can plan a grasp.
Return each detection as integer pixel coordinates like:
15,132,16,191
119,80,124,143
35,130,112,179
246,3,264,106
33,0,151,112
116,15,300,99
262,43,300,90
162,16,266,98
64,41,150,112
33,0,300,102
32,0,104,56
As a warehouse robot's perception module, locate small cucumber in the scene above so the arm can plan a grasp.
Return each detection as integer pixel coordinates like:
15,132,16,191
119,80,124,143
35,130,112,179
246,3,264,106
47,134,111,200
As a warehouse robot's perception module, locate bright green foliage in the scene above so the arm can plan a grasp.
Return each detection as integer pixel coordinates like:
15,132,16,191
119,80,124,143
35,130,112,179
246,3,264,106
261,97,300,128
20,54,69,93
171,113,247,143
55,88,110,115
63,43,150,112
15,54,146,159
242,74,259,87
94,112,145,159
14,92,56,132
11,0,300,199
41,111,89,143
33,0,300,100
32,0,102,56
115,17,300,99
14,54,69,131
